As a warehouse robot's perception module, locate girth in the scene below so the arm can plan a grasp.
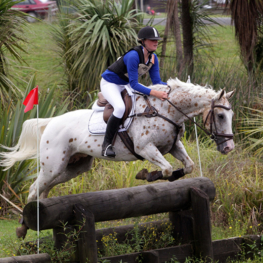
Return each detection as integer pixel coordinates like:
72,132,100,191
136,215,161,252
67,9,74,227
124,93,182,159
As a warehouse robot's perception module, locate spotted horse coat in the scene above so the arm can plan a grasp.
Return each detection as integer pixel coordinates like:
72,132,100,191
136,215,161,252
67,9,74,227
0,78,235,203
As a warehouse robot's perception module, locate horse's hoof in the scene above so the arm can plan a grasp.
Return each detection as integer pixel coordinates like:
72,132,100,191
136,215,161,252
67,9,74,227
146,171,163,182
135,169,148,180
16,224,28,239
168,168,185,182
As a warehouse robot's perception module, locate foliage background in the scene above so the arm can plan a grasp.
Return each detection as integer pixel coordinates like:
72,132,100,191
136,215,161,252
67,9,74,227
1,0,263,261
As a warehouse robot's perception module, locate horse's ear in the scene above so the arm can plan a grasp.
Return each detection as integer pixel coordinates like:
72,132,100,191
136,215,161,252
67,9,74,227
214,88,225,101
226,89,236,100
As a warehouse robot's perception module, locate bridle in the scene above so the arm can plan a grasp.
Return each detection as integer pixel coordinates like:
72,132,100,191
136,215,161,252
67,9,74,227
132,89,234,146
165,91,234,146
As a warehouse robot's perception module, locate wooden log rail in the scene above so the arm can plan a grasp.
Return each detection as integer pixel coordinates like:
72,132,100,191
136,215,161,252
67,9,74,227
22,177,216,263
23,177,215,231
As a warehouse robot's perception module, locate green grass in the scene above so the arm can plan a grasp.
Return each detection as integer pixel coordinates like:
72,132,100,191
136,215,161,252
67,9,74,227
9,21,66,100
0,216,52,258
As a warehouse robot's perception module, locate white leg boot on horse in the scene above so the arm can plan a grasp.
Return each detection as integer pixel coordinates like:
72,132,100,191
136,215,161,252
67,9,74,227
102,114,122,157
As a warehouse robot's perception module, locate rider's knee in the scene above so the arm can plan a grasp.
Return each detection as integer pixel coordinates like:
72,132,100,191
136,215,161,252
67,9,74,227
113,104,125,119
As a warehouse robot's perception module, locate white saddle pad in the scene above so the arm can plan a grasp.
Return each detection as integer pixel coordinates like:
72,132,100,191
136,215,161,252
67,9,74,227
88,87,136,135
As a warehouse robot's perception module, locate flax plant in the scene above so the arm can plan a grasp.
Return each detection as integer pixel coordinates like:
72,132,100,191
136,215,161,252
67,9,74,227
239,98,263,158
56,0,143,101
0,0,29,106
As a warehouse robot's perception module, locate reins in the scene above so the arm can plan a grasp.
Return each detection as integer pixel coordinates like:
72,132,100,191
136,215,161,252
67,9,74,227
131,88,234,146
129,93,182,133
165,98,234,145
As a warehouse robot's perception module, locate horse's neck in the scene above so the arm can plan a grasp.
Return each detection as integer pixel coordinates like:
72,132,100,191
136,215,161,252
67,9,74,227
171,90,214,122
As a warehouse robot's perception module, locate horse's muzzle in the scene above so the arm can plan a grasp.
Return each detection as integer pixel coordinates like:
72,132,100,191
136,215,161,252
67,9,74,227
217,138,235,154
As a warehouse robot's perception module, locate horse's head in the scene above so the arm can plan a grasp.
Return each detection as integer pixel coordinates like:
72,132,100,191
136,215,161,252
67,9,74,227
203,89,235,154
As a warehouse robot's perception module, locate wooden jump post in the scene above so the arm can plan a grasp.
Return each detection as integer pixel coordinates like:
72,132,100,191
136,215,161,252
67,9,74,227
22,177,216,262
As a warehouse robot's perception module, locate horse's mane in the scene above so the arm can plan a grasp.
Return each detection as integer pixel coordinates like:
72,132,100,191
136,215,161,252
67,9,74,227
149,78,219,97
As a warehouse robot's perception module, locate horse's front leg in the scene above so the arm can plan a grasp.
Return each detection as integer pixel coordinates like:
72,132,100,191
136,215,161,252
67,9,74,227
135,143,174,181
169,139,195,176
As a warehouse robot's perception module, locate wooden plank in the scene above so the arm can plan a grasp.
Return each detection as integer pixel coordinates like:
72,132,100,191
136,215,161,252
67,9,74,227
156,244,193,263
100,244,193,263
53,225,79,262
169,210,194,244
100,252,139,263
53,225,75,250
96,219,170,251
0,253,51,263
137,251,159,263
23,177,215,231
73,204,97,263
213,235,262,262
213,237,242,262
190,187,213,262
99,236,262,263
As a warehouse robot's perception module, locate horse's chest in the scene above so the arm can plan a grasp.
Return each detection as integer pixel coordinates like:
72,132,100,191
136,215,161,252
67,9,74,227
129,117,177,150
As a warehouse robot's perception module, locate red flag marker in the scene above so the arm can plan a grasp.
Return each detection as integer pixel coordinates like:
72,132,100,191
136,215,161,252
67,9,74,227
23,86,38,113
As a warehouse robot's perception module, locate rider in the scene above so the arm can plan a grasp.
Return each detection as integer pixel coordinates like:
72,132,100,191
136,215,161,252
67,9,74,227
100,26,168,158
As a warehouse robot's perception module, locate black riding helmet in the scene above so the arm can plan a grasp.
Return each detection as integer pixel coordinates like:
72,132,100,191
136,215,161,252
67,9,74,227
138,26,162,43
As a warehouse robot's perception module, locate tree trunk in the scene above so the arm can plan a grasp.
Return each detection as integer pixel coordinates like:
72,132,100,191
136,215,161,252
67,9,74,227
160,15,169,69
165,0,183,76
172,0,183,76
181,0,194,76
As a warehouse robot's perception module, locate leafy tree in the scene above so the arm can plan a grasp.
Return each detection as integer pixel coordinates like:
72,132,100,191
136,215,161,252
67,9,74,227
0,0,28,106
165,0,220,78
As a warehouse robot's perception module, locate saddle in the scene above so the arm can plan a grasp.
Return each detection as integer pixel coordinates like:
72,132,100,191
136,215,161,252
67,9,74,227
97,89,132,127
97,90,143,160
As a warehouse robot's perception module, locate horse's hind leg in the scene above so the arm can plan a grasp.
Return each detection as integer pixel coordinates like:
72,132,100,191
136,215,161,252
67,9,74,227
17,168,55,239
18,155,94,239
27,145,73,202
41,155,94,198
27,168,56,202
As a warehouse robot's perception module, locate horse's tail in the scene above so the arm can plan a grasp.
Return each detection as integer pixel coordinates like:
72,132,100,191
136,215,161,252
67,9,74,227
0,118,53,170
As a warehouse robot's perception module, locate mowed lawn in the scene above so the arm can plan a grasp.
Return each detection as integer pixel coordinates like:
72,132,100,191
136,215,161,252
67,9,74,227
10,21,65,96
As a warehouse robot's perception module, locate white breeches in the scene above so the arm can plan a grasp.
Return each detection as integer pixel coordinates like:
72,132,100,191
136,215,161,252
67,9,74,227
100,78,126,119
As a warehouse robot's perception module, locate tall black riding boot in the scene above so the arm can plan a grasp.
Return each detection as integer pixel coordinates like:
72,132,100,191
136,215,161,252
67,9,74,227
102,114,122,157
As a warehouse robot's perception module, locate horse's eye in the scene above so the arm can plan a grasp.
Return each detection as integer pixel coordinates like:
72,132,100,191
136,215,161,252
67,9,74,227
218,114,224,120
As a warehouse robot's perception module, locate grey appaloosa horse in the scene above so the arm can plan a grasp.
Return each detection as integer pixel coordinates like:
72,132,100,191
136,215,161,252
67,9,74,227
0,78,235,204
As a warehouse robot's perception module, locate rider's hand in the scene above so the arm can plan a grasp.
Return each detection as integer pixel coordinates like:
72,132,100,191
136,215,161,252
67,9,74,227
150,90,168,101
